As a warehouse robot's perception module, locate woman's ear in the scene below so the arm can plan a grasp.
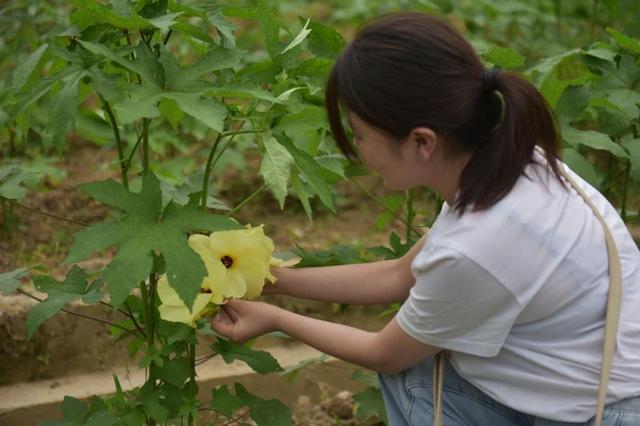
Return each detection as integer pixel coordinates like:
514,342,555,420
407,127,438,161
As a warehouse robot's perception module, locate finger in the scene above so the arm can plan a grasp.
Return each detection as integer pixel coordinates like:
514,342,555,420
221,304,240,323
211,312,233,336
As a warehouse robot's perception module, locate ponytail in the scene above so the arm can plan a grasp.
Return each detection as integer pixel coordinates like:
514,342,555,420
456,70,562,212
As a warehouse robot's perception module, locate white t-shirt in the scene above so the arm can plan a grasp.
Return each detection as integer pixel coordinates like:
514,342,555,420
397,154,640,421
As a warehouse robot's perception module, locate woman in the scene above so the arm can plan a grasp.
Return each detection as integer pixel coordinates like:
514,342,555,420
211,13,640,425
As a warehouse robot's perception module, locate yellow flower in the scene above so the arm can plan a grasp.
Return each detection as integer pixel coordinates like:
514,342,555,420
157,225,279,326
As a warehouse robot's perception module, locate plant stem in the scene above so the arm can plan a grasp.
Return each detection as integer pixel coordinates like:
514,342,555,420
226,184,266,217
7,199,88,226
1,199,9,230
201,133,224,210
163,30,173,45
621,160,631,221
188,342,196,426
100,96,129,188
141,118,151,175
125,302,146,338
195,352,219,366
8,128,15,157
405,188,415,242
17,289,137,335
200,123,256,210
350,178,422,235
125,132,144,170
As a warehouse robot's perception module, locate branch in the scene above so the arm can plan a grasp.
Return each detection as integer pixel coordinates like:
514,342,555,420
195,352,219,366
100,95,129,188
7,199,89,227
225,184,266,217
349,178,422,236
17,289,138,335
125,301,146,338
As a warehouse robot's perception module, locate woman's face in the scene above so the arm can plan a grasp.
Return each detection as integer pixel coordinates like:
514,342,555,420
347,112,425,191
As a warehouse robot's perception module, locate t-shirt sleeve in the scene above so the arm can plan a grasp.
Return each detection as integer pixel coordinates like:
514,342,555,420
397,245,523,357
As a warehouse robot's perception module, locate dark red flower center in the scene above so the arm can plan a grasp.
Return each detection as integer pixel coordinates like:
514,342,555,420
220,255,234,268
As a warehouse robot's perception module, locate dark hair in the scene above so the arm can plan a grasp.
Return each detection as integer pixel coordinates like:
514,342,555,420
325,13,562,212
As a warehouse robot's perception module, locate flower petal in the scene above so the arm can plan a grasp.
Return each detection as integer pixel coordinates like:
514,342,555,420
157,275,183,306
221,268,247,299
188,234,219,277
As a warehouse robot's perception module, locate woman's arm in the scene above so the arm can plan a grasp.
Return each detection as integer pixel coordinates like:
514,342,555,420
212,299,440,374
267,232,428,305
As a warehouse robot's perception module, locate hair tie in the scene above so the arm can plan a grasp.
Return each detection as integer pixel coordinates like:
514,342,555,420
482,67,500,93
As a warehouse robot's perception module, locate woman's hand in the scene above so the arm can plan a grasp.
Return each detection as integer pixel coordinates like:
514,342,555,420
211,299,281,344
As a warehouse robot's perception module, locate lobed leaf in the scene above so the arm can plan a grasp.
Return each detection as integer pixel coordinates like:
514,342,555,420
212,338,284,375
67,174,239,308
210,385,245,417
234,384,292,426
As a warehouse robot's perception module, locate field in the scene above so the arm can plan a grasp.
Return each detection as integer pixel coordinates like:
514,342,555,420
1,0,639,425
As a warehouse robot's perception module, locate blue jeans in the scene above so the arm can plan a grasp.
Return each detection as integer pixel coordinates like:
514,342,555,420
378,356,640,425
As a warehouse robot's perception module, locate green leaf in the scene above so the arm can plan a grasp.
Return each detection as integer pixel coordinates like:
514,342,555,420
50,72,84,153
65,173,240,308
0,268,29,296
622,139,640,182
62,396,89,423
206,84,277,103
281,19,312,55
208,8,236,47
259,137,293,208
210,385,245,417
483,46,525,69
291,244,364,267
555,85,590,119
374,195,404,231
278,138,336,213
585,45,617,62
607,28,640,55
561,148,601,187
0,163,29,200
27,267,95,338
527,49,582,87
78,41,157,84
350,370,380,388
140,383,170,422
291,58,334,80
225,5,279,58
354,387,387,423
561,124,630,159
290,174,313,221
180,48,244,82
161,93,226,132
11,65,84,117
273,106,327,134
211,338,284,374
606,89,640,118
156,357,191,388
148,12,183,31
281,354,329,382
158,98,184,129
12,44,48,91
70,0,150,30
235,384,292,426
304,18,346,59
